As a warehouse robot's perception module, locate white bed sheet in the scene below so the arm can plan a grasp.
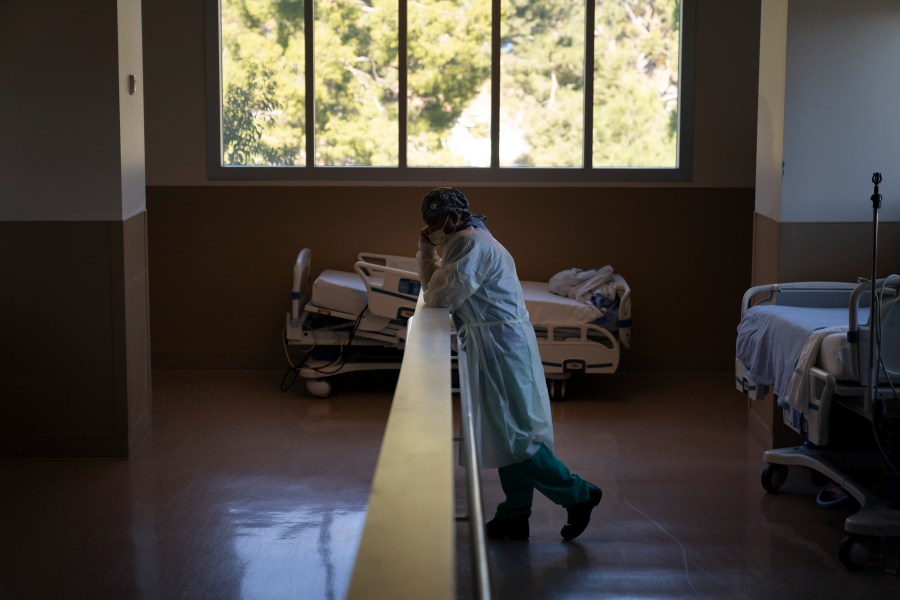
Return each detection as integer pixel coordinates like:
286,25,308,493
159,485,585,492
736,305,866,399
521,281,603,325
819,332,857,381
310,273,617,326
311,270,368,316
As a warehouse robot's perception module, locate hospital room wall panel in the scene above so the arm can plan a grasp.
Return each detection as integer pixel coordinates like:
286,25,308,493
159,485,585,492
776,221,900,283
751,212,780,286
146,185,754,373
117,213,153,455
752,215,900,285
0,216,151,458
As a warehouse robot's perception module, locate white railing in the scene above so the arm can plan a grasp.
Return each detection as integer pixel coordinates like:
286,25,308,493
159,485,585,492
346,295,490,599
345,298,454,599
456,347,491,599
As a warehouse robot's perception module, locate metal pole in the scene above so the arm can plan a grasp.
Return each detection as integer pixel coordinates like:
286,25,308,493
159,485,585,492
868,173,882,412
457,350,492,600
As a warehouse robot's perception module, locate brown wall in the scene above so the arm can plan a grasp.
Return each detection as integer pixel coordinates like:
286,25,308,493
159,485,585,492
0,214,151,458
752,212,900,286
148,186,754,372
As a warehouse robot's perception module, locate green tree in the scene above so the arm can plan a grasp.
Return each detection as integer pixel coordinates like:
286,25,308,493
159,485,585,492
312,0,399,165
221,0,305,165
501,0,586,166
407,0,492,166
593,0,680,167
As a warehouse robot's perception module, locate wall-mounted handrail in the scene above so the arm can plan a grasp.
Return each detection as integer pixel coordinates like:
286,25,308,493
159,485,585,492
457,348,492,599
346,297,455,600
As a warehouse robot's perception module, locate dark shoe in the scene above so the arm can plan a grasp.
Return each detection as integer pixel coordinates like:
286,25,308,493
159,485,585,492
485,516,529,541
560,484,602,540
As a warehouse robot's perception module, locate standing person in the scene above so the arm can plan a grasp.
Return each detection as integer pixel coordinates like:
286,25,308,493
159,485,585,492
416,187,602,541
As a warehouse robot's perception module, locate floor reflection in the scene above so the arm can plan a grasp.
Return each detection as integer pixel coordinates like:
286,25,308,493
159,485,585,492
3,371,899,599
228,496,365,600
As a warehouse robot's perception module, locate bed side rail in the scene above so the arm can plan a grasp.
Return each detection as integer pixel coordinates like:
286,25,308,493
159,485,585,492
357,251,419,273
849,275,900,330
613,274,632,349
849,274,900,386
354,260,422,321
290,248,312,323
741,281,857,313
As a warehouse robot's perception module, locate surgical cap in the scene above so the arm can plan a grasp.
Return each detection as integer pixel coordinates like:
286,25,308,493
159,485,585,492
421,187,471,220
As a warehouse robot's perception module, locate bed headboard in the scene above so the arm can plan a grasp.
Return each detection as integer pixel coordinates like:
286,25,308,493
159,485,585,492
742,282,856,312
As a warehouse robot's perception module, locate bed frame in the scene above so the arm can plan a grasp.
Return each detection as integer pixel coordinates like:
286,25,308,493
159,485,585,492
530,274,631,400
284,250,418,399
735,276,900,572
284,248,631,401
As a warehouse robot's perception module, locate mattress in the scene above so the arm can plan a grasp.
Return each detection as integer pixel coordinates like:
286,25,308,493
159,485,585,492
521,281,603,325
311,270,368,316
311,273,609,324
736,305,867,397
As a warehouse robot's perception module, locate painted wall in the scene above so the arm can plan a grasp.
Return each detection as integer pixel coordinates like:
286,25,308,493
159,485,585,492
118,0,148,221
147,186,754,373
0,0,151,457
782,0,900,223
751,0,900,288
0,1,146,222
755,0,787,222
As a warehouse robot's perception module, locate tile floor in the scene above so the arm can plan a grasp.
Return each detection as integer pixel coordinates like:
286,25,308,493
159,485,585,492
1,370,897,599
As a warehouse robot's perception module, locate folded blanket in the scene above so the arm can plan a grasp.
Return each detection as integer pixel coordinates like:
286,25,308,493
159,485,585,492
735,305,849,399
549,266,615,303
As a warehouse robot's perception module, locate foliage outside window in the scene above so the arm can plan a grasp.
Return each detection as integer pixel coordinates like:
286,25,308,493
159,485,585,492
212,0,690,179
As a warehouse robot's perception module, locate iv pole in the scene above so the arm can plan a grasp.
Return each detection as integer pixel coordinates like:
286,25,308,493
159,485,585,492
868,175,900,521
868,172,882,415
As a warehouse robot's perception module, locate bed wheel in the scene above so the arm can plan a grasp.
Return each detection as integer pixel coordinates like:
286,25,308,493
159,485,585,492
306,379,332,399
838,535,869,570
548,379,566,402
761,464,788,493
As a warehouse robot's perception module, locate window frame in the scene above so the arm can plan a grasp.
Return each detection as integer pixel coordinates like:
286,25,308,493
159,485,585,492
204,0,695,183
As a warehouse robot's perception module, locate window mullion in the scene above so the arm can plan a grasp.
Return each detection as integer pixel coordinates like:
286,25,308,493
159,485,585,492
584,0,595,170
305,0,315,168
490,0,501,169
399,0,408,168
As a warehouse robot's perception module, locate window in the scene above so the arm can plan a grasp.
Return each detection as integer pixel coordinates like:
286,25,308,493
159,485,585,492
206,0,694,181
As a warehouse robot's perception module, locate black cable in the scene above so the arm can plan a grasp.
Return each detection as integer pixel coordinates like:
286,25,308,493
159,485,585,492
869,280,900,481
280,367,301,392
280,306,371,394
299,306,368,376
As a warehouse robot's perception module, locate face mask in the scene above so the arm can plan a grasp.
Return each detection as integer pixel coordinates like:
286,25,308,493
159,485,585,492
428,215,452,246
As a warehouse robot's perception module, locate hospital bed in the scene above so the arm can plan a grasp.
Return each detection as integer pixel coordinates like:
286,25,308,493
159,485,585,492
284,248,632,401
523,277,631,400
283,249,420,399
734,276,900,571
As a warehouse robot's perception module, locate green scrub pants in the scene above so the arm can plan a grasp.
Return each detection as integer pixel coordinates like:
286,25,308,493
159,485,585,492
494,444,591,519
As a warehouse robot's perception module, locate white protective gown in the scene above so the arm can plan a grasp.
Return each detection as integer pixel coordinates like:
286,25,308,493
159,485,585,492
417,225,554,469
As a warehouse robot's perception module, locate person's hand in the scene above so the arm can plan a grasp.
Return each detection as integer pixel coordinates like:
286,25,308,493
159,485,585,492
419,225,434,245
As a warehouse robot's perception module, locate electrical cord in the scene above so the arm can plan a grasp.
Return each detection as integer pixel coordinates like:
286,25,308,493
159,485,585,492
864,279,900,481
280,306,369,392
